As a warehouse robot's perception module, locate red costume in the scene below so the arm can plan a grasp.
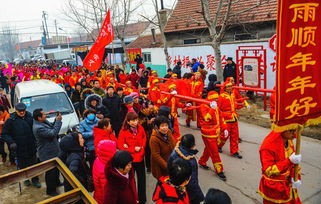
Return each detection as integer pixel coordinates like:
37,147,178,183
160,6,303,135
148,79,162,108
152,176,190,204
217,82,242,155
69,75,79,88
258,131,301,204
186,74,204,126
198,91,227,174
161,85,185,141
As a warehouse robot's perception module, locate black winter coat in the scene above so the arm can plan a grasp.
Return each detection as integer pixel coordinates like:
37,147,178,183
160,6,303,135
168,145,204,203
223,63,236,82
173,65,182,79
71,90,82,104
59,134,87,192
1,112,36,159
102,94,122,130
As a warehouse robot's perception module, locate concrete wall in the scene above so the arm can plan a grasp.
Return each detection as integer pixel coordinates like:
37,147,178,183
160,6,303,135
167,41,276,89
142,48,167,77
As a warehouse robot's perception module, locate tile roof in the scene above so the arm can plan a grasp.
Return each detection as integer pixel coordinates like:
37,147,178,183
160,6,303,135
18,40,42,50
165,0,277,33
87,21,150,41
127,34,163,49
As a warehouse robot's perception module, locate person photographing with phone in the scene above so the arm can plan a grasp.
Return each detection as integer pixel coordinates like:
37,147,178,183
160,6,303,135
33,108,63,196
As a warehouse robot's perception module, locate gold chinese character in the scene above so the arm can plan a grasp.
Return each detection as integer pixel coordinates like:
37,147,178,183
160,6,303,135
285,97,317,119
286,76,316,94
287,27,317,48
289,3,319,23
286,52,316,72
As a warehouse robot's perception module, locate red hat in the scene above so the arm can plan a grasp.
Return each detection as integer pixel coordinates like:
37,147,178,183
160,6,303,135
139,64,145,68
223,81,233,88
207,91,219,100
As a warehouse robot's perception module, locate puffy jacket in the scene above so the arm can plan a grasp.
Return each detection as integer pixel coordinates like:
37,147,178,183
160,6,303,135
168,144,204,203
59,133,87,192
85,94,109,117
117,125,146,163
1,112,36,159
93,140,117,204
79,117,99,151
93,127,117,150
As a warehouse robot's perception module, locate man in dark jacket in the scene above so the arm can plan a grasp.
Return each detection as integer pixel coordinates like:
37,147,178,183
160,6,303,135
223,57,237,82
1,103,41,188
33,108,62,196
102,86,122,137
173,61,182,79
134,54,143,72
168,134,204,204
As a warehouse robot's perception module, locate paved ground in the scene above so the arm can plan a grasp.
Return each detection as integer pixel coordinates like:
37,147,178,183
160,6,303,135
1,118,321,203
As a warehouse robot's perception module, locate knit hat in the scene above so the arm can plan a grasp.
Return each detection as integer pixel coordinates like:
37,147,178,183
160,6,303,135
124,95,134,104
130,92,139,99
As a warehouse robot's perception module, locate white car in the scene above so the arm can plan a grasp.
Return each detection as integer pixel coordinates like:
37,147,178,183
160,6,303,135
14,80,79,135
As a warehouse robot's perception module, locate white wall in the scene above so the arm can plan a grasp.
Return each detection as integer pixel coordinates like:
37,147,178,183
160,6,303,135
142,48,167,65
167,41,276,89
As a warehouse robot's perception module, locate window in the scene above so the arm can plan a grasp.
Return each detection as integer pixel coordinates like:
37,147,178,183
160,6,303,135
183,39,201,45
143,52,151,63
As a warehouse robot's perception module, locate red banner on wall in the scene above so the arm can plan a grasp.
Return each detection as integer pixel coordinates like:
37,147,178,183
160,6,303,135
127,49,142,64
274,1,321,131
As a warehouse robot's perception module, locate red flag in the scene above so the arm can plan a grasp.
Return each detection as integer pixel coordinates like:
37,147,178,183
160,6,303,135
84,10,114,72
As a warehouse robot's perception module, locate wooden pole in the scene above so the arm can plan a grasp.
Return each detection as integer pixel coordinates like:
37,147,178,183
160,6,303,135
294,131,301,181
215,84,275,93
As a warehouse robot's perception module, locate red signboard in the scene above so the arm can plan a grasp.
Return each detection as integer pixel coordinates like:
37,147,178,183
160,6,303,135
127,49,142,64
274,1,321,131
269,34,277,52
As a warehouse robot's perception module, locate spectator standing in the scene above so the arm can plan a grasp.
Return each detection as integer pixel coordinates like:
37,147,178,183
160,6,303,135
104,150,138,204
191,58,201,73
60,132,88,192
150,116,176,180
138,64,146,77
79,109,99,170
173,61,182,79
164,68,173,79
93,118,117,149
32,109,62,196
84,94,108,119
198,64,208,82
1,103,41,188
152,158,192,204
118,70,127,85
93,140,117,204
118,112,147,204
0,72,9,94
207,74,221,93
169,134,204,204
127,69,140,89
0,104,11,163
223,57,236,82
71,83,83,117
0,88,11,111
92,80,105,97
134,54,143,71
139,71,149,88
102,86,122,137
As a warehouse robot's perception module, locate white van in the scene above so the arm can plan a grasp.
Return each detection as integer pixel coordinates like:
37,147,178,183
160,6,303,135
14,80,79,135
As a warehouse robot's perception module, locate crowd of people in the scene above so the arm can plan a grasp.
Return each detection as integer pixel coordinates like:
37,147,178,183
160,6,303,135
0,56,302,204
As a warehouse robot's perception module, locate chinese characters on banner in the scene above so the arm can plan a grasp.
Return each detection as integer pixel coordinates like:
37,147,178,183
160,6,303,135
127,49,142,64
168,54,227,71
274,1,321,130
83,10,114,72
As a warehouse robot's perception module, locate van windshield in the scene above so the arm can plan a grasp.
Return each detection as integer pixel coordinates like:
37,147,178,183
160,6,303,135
21,92,74,118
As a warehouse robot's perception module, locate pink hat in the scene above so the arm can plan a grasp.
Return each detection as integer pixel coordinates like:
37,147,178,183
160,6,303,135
130,92,139,99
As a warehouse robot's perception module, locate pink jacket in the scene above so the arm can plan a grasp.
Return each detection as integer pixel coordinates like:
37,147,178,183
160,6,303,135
93,140,117,204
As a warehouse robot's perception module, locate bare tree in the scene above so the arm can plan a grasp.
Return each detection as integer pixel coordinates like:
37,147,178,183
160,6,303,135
140,0,177,69
63,0,145,68
0,26,19,61
200,0,266,81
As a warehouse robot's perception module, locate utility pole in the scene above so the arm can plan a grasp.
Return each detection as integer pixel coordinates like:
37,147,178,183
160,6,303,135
42,11,50,44
54,19,58,37
160,0,164,10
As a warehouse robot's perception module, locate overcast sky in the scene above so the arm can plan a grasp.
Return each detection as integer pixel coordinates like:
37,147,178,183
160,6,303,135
0,0,176,42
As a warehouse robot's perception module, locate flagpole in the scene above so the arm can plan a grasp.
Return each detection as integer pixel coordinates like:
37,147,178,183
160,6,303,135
294,131,301,181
